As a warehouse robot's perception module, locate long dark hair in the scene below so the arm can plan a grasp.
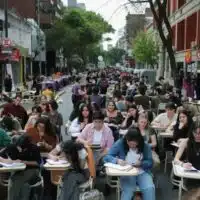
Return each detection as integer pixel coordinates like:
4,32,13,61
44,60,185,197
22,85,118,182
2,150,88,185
126,104,139,128
107,100,117,111
78,104,93,123
123,128,144,155
35,117,56,136
62,140,84,173
187,121,200,155
174,109,193,131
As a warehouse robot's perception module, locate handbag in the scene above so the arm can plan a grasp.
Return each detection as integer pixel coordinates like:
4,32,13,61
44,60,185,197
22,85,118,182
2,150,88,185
79,189,104,200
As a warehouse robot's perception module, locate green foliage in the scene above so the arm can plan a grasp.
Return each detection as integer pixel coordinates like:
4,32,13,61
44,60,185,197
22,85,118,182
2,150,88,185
105,48,126,65
46,8,114,69
133,31,159,67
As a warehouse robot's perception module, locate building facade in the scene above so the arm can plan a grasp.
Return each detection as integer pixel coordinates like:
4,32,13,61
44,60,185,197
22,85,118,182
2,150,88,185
68,0,77,7
167,0,200,74
0,9,32,86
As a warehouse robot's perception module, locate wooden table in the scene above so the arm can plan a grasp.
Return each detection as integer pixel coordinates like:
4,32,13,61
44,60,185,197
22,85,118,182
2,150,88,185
105,165,138,200
173,162,200,200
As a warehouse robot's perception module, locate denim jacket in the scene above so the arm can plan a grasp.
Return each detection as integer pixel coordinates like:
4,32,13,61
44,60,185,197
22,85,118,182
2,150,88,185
104,138,153,171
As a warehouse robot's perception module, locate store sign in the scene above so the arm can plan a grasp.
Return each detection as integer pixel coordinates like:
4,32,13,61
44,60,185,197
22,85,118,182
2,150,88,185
185,50,192,64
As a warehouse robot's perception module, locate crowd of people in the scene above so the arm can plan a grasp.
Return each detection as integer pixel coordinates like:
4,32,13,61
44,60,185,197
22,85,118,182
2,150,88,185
0,68,200,200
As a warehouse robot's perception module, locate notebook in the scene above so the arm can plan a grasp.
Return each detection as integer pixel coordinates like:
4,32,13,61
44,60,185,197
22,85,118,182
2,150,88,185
46,159,68,165
104,163,132,171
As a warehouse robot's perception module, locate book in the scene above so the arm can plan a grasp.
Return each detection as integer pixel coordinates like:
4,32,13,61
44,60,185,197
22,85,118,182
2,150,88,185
104,162,132,171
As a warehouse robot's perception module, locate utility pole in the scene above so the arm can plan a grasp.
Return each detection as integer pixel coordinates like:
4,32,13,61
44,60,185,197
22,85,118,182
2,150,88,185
4,0,8,38
37,0,42,75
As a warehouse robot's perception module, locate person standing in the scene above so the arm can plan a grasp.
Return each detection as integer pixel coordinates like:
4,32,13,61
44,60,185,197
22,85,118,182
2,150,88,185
4,74,12,93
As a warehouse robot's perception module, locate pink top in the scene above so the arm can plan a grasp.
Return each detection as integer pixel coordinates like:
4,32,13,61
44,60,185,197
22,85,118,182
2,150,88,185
78,123,114,149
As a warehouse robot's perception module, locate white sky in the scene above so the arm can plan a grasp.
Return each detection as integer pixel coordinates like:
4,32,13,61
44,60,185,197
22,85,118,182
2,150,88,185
62,0,130,48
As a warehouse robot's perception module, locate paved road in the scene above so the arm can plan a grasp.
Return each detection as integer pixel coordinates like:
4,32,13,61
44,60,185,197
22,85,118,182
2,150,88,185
56,87,180,200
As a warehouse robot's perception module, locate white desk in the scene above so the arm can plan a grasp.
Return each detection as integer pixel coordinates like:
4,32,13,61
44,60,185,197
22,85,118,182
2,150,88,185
105,166,138,200
43,163,70,171
0,164,26,172
173,162,200,200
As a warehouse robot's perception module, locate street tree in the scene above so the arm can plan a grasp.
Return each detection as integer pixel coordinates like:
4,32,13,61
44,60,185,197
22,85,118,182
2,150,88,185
105,47,126,65
133,31,159,67
46,8,114,70
128,0,177,77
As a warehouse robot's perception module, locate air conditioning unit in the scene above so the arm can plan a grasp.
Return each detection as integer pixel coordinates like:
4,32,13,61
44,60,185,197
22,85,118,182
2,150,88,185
191,41,197,49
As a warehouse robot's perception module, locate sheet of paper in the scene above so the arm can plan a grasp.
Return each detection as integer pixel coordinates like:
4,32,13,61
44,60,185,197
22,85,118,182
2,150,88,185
46,159,68,165
104,162,132,171
0,162,25,168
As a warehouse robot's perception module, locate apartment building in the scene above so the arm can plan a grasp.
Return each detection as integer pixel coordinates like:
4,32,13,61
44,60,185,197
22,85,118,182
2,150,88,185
167,0,200,73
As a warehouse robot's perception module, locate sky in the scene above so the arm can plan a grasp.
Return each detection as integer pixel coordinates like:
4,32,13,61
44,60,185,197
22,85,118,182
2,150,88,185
62,0,130,48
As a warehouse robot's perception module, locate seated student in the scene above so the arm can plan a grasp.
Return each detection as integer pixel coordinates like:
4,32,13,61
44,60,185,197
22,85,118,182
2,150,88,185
26,117,57,152
174,121,200,170
121,104,139,129
24,106,42,130
137,114,157,149
134,85,150,110
104,128,155,200
77,111,114,163
173,109,193,143
90,86,103,108
48,141,95,179
104,100,123,125
58,141,90,200
151,102,178,129
68,104,93,137
42,86,54,100
0,135,41,200
114,91,127,112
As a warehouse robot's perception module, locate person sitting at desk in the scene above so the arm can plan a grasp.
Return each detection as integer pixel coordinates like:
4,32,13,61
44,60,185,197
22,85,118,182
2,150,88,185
0,135,41,200
58,141,90,200
104,128,155,200
104,100,124,125
68,104,93,138
77,111,114,163
173,109,193,143
151,102,177,129
121,104,139,129
174,121,200,189
26,117,57,152
1,95,28,128
24,106,42,130
137,114,157,149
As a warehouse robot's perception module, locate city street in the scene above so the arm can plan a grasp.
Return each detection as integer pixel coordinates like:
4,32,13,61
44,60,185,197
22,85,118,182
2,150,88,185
56,86,179,200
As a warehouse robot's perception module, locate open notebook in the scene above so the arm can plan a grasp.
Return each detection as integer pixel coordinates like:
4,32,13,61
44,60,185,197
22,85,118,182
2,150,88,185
104,163,132,171
0,162,25,168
